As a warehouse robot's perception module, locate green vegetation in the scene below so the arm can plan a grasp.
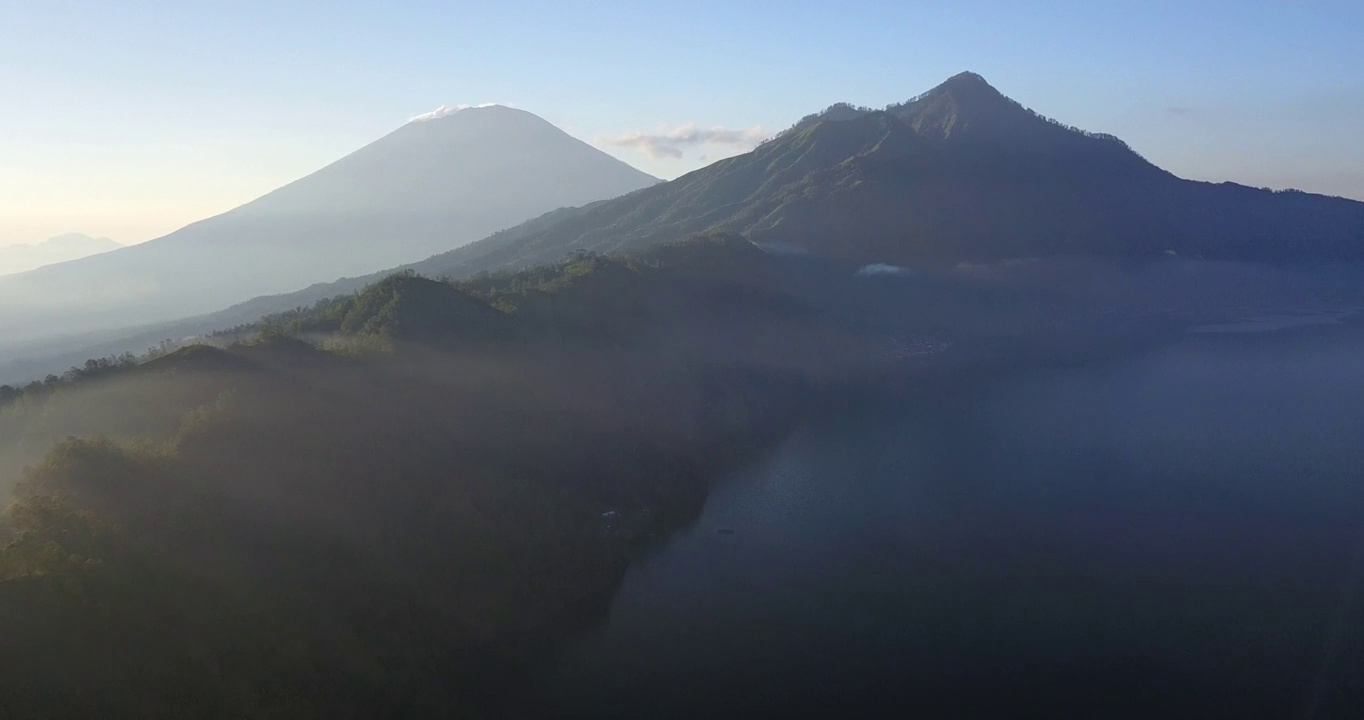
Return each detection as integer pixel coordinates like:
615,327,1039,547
0,236,838,718
0,230,1188,717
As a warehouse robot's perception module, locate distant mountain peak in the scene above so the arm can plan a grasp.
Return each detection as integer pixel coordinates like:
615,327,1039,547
0,233,121,277
880,72,1145,155
938,71,992,89
886,72,1026,141
43,233,120,251
0,104,658,346
774,72,1016,145
932,72,1011,105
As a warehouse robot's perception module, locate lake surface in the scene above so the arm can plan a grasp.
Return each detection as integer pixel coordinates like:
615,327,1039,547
532,325,1364,718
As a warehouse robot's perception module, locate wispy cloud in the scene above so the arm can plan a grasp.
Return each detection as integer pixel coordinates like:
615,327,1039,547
1166,105,1197,117
856,263,912,276
602,124,767,159
409,103,506,122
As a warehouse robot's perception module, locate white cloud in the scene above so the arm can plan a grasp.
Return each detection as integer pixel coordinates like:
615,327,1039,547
602,124,767,159
857,263,912,276
410,105,467,122
409,103,506,122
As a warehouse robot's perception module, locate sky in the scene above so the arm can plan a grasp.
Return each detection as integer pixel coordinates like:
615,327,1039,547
2,0,1362,246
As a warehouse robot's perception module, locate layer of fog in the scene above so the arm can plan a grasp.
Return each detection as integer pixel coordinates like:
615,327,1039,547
6,257,1364,387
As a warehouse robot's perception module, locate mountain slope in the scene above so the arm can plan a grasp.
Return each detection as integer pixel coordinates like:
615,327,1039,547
0,106,657,349
385,72,1363,280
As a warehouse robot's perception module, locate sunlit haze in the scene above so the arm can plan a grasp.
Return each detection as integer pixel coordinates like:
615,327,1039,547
3,0,1362,246
5,4,1364,718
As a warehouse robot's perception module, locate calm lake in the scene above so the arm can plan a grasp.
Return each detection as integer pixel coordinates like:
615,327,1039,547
532,325,1364,718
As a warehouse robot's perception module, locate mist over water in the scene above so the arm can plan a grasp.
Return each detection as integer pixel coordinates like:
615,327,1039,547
534,325,1364,718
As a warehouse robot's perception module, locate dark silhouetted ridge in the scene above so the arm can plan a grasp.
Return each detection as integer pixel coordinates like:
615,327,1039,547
139,345,255,375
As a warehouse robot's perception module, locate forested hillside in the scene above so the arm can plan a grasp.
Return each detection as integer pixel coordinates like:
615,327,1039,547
0,236,908,717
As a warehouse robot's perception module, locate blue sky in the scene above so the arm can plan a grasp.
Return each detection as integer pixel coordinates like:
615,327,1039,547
3,0,1362,245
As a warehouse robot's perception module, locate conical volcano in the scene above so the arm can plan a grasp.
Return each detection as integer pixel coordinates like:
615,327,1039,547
0,106,657,348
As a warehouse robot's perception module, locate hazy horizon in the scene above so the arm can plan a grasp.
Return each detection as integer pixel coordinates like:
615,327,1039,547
4,1,1363,247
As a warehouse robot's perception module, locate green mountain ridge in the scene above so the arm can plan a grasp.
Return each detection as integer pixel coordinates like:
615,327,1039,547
386,71,1362,280
240,233,806,350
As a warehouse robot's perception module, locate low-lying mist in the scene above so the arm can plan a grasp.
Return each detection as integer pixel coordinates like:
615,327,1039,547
4,239,1364,717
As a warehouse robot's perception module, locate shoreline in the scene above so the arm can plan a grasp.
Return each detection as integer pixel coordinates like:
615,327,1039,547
500,314,1364,718
483,315,1209,716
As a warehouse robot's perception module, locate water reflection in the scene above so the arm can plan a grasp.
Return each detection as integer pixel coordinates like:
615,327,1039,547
536,327,1364,718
